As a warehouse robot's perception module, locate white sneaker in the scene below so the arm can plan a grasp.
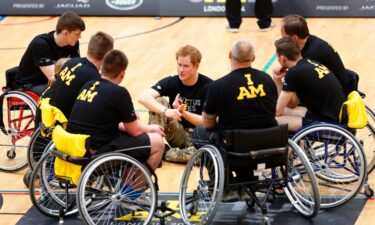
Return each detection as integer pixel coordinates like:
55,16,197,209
225,25,239,33
259,22,276,32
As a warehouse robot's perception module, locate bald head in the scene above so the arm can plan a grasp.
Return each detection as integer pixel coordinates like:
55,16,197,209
230,39,255,63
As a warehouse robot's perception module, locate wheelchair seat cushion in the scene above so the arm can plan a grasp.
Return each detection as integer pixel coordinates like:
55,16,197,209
52,125,90,185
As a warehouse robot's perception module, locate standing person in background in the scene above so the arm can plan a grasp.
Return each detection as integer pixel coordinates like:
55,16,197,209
14,11,85,95
226,0,273,33
138,45,213,163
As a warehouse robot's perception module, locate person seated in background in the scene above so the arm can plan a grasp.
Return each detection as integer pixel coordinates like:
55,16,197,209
192,39,278,202
67,50,165,174
51,31,114,118
280,14,358,95
34,57,71,127
13,11,85,95
272,37,346,131
138,45,213,163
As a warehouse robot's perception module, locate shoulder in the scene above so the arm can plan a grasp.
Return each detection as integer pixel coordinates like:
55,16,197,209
198,74,214,83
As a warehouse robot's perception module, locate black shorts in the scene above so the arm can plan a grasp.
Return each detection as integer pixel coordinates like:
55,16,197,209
302,111,338,127
97,132,151,162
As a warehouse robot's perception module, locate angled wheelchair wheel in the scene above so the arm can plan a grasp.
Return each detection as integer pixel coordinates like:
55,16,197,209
0,91,37,171
27,127,51,170
360,105,375,173
29,142,77,217
280,140,320,218
77,153,157,225
179,145,224,225
292,124,366,208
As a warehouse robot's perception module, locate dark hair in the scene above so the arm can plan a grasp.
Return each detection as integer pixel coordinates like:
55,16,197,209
56,11,85,34
175,45,202,65
87,32,114,60
102,50,128,79
275,37,301,61
282,14,309,39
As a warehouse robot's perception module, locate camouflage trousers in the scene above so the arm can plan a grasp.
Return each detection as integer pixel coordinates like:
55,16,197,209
148,97,196,163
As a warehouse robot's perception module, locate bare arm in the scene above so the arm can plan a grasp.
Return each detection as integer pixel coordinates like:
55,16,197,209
138,88,165,113
202,112,217,129
138,88,182,121
181,110,203,126
40,65,55,81
276,91,299,116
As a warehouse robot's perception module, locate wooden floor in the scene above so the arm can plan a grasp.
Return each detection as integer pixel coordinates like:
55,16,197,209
0,16,374,225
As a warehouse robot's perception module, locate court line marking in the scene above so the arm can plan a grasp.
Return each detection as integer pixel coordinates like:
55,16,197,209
262,53,277,72
0,16,55,26
0,17,184,51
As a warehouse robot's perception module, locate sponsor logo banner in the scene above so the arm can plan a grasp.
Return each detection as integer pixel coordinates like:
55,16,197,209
0,0,373,17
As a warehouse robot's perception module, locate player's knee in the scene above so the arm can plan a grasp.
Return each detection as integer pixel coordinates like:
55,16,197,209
148,133,165,154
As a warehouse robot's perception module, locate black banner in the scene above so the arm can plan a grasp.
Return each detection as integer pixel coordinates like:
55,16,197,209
0,0,374,17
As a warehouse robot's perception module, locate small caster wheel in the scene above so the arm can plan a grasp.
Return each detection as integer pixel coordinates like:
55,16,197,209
7,150,16,159
160,217,165,225
246,199,255,208
365,186,374,197
23,169,32,187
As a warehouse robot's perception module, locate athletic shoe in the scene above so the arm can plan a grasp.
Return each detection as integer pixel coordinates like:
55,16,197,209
225,25,240,33
259,22,276,32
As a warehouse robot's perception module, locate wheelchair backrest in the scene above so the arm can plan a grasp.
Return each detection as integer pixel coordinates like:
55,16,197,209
223,124,289,175
52,125,90,185
224,124,288,153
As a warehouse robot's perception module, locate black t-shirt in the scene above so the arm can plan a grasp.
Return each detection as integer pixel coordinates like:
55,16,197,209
67,78,137,149
204,67,277,131
151,74,213,128
15,31,80,87
283,58,346,122
302,35,349,91
50,57,100,118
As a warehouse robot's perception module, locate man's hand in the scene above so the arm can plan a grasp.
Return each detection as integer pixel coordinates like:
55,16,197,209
164,108,182,121
172,93,183,109
146,124,165,137
272,66,287,81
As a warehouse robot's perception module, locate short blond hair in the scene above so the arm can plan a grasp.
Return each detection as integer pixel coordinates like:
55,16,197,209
49,57,70,87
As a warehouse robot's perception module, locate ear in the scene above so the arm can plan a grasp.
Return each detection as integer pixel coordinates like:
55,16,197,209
229,51,232,59
193,62,200,70
251,55,256,62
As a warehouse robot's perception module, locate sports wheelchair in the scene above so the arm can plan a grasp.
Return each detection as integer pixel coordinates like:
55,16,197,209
29,124,175,225
0,66,38,172
179,125,320,225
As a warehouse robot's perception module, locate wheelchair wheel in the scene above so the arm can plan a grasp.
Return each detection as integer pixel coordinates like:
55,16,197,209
27,127,51,170
0,91,37,171
29,142,77,217
179,145,224,225
292,124,366,209
76,153,157,225
361,105,375,173
280,140,320,218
